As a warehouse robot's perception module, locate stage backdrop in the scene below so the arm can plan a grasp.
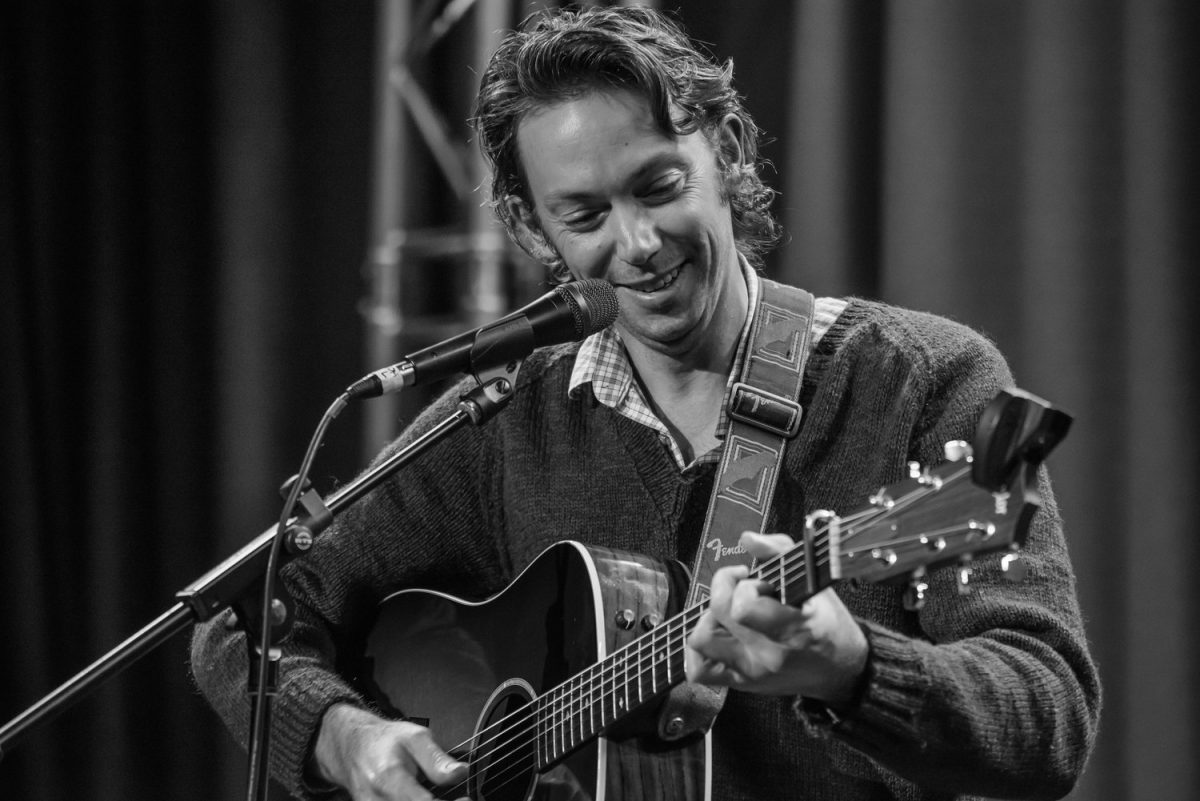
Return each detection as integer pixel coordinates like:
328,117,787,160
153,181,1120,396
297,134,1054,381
1,1,1196,799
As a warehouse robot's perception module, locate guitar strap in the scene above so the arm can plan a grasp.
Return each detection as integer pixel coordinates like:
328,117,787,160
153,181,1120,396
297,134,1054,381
658,278,815,741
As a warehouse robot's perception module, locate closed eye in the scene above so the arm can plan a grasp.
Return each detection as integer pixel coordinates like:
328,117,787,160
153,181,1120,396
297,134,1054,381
560,207,607,232
641,171,687,204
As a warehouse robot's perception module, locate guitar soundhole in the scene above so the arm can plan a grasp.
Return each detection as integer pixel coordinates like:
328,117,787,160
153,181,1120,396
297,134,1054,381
469,680,537,801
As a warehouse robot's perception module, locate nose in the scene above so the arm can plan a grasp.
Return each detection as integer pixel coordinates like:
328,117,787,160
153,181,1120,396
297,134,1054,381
612,204,661,267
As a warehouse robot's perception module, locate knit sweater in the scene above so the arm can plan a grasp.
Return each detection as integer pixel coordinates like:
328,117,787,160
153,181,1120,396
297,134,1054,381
190,297,1101,800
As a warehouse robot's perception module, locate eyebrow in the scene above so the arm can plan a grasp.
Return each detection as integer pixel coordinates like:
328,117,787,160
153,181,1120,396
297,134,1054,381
541,151,690,210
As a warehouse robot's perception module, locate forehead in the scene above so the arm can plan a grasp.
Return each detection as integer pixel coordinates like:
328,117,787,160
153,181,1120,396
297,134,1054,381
515,90,709,204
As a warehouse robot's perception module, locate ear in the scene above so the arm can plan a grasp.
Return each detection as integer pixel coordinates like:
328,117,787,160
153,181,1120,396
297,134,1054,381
505,195,568,278
506,195,536,236
715,113,748,169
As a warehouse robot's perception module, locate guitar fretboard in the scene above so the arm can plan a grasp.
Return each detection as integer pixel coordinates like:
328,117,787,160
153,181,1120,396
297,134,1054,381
532,532,830,767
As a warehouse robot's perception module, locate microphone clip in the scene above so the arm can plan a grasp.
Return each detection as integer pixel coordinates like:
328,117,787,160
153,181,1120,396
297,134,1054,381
458,357,524,426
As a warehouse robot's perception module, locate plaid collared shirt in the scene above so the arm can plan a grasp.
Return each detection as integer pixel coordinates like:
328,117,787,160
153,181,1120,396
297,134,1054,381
568,264,845,471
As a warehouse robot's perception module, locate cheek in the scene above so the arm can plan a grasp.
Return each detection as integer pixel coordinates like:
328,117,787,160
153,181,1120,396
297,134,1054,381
556,236,612,280
657,198,717,243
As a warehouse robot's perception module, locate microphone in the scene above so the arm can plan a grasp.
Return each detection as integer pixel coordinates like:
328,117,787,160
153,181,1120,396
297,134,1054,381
347,278,619,399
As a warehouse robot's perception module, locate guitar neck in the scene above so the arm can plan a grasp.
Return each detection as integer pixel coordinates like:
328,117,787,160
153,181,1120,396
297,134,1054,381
534,529,833,767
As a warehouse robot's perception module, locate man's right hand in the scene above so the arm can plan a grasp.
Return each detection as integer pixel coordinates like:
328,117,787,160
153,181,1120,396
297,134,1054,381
313,703,469,801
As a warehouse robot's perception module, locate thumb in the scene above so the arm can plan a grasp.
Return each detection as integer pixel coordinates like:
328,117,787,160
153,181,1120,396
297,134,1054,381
738,531,795,560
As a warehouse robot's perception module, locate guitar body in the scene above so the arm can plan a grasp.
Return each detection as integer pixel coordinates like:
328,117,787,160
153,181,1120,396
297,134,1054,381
360,541,707,801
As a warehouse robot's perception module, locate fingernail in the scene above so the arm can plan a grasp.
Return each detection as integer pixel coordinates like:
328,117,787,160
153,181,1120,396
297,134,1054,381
438,756,467,773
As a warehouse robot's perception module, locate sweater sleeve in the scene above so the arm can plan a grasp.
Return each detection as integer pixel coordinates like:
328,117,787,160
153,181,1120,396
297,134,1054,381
188,377,509,800
797,307,1101,799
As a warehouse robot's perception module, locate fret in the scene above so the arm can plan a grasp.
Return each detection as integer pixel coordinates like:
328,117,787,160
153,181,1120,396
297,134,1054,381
607,651,622,723
609,652,619,729
622,643,634,711
776,549,788,606
584,663,598,738
648,626,662,694
650,630,667,696
631,641,644,705
571,670,584,749
563,675,574,754
565,680,575,753
655,631,669,691
776,512,823,602
549,685,559,762
554,683,565,761
563,677,573,752
536,694,549,769
669,618,687,683
665,621,678,686
634,642,643,707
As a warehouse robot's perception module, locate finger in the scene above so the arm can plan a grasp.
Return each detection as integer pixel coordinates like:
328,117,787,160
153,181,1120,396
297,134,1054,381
685,637,741,686
729,580,807,640
692,655,742,687
405,728,468,788
686,610,737,682
685,639,722,683
690,612,760,672
687,604,718,652
707,563,750,620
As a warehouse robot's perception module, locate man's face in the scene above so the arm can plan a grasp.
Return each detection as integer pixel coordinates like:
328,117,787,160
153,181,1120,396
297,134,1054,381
510,89,745,359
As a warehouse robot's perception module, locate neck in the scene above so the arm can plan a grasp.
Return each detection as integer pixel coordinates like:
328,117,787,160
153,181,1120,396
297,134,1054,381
625,258,750,388
623,261,750,460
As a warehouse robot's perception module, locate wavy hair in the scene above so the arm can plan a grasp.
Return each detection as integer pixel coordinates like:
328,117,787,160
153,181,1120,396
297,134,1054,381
471,5,781,276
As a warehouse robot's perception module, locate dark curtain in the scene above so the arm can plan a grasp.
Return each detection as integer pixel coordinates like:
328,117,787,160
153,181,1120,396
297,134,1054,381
2,2,1196,800
0,3,375,799
778,3,1200,799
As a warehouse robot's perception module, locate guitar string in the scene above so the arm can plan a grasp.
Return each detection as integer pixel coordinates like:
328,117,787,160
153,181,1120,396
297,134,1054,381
432,469,968,795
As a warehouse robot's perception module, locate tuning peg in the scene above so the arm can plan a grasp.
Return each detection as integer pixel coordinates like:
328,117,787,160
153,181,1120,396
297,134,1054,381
903,569,929,611
956,556,974,595
868,488,895,509
871,548,898,568
1000,547,1028,582
908,460,946,488
944,440,973,463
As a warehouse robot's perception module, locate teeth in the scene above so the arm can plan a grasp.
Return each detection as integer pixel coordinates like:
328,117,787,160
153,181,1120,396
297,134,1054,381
637,267,680,293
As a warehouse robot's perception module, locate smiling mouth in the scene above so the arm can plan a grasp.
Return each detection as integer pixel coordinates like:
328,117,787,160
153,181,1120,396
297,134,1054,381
619,266,682,294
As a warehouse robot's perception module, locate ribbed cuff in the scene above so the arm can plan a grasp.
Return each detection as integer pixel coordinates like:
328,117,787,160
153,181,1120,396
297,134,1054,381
793,621,931,751
273,666,367,800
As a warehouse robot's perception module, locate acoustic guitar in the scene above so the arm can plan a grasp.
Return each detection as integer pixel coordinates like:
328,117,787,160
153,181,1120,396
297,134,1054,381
358,389,1071,801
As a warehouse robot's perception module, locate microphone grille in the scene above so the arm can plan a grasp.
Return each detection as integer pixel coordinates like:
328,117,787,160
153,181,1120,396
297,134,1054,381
556,279,620,336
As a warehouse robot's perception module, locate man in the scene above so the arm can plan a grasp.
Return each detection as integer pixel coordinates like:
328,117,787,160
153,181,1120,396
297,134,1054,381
191,7,1100,800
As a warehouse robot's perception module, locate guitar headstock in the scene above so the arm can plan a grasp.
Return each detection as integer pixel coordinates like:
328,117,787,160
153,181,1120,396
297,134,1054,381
825,389,1072,608
833,455,1034,589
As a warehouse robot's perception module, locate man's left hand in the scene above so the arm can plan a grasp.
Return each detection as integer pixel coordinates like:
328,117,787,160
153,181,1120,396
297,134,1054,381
684,531,870,705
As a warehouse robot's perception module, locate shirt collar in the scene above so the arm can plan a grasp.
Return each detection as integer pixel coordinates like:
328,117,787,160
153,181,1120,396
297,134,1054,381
568,261,760,469
568,261,759,401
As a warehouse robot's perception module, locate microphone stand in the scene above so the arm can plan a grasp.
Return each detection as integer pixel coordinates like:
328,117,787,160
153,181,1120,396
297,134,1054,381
0,366,520,799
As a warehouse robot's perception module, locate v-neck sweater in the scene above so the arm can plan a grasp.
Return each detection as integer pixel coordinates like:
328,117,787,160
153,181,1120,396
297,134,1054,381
191,296,1099,801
